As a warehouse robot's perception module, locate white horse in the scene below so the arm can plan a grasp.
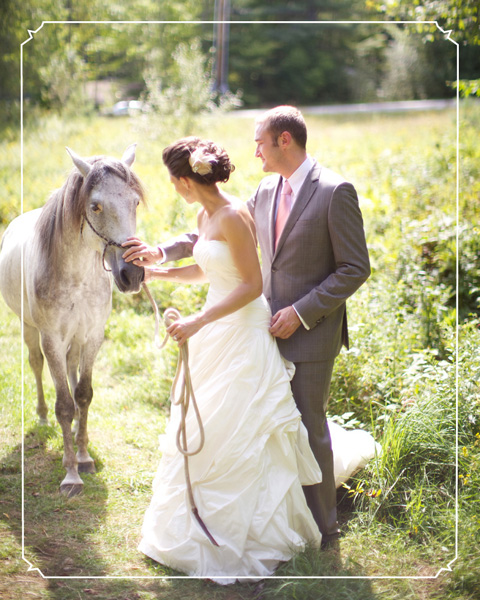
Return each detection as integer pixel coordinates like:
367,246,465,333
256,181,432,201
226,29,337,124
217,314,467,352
0,145,145,496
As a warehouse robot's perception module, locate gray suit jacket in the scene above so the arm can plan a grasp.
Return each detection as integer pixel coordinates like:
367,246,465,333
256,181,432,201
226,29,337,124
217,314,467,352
248,161,370,362
162,161,370,363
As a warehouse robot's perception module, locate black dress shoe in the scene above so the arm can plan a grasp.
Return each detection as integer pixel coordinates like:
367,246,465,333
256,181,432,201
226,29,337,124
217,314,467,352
320,533,340,550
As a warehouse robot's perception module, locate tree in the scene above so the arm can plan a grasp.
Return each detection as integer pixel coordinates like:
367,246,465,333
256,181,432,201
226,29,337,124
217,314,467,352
366,0,480,96
0,0,204,112
227,0,374,106
366,0,479,44
0,0,68,103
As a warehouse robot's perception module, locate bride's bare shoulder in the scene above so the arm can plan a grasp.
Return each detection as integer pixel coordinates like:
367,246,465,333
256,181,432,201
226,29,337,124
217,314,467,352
222,195,253,219
218,197,256,241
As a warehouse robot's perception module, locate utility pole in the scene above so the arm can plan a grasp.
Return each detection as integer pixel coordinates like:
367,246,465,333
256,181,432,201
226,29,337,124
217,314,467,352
212,0,231,94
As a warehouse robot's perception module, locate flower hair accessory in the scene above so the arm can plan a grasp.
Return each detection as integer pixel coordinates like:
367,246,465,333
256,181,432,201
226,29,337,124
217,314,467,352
189,148,214,176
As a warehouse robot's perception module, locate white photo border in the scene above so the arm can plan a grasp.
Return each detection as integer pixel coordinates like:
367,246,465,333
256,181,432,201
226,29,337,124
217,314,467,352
20,19,459,582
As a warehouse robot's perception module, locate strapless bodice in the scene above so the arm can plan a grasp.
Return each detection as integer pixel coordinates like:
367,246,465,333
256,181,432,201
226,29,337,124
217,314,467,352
193,238,242,292
193,238,271,327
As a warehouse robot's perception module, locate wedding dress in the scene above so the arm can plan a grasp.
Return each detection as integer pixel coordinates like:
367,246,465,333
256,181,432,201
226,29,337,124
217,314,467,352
138,238,379,583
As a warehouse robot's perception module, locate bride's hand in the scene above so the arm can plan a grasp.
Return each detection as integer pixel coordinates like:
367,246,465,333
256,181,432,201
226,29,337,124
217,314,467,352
167,313,205,347
143,267,171,283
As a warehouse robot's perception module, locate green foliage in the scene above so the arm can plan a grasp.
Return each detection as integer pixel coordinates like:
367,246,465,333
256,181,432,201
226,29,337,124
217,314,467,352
226,10,458,106
456,78,480,97
1,1,467,125
366,0,480,45
135,39,242,144
337,318,478,569
364,0,480,101
379,27,456,101
228,21,365,106
0,0,69,104
1,2,204,120
37,45,92,113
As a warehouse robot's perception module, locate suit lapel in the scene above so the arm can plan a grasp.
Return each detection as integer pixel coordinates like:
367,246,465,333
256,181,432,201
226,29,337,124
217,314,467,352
273,162,322,257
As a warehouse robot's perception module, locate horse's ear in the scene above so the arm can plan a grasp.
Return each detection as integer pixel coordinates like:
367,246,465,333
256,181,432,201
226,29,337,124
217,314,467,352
66,147,92,178
121,143,136,168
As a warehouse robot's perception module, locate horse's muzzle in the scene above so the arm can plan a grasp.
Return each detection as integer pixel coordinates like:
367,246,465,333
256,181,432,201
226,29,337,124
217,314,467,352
117,261,145,293
107,247,145,293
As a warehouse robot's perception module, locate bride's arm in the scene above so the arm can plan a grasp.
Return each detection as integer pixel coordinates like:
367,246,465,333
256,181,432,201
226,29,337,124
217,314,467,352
144,264,207,284
143,209,207,285
167,209,263,345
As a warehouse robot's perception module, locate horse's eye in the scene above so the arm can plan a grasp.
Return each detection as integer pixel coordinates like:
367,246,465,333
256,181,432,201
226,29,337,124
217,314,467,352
91,203,103,214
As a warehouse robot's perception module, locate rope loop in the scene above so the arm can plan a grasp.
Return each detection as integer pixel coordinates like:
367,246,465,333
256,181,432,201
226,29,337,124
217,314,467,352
164,307,206,458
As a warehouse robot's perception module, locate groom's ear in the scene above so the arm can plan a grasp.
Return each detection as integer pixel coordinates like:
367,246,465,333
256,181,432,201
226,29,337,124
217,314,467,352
279,131,292,149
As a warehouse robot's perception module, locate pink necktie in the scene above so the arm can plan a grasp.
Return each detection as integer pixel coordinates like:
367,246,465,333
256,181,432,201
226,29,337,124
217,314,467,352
275,179,293,248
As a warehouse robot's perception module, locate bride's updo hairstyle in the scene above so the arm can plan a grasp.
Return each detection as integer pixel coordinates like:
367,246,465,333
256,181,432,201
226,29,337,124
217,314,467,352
162,137,235,185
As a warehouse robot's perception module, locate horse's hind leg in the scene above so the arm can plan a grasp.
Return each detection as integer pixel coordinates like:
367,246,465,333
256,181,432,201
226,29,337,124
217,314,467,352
41,333,83,496
67,341,81,433
23,323,48,425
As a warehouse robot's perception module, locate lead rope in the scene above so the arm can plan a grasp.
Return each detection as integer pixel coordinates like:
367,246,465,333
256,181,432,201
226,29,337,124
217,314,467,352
81,215,219,546
142,282,219,547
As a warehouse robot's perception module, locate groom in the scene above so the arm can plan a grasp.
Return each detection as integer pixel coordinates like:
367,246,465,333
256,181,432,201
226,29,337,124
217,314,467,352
123,106,370,546
247,106,370,546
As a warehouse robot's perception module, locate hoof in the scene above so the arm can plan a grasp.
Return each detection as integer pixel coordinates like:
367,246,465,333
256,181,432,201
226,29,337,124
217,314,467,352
77,460,96,474
60,482,84,497
38,418,49,427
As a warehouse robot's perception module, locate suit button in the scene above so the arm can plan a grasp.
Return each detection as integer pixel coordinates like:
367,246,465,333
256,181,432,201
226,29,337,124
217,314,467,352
272,267,277,273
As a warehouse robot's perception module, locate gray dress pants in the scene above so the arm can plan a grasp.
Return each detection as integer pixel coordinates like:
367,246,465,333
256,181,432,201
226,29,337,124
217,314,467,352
290,359,340,540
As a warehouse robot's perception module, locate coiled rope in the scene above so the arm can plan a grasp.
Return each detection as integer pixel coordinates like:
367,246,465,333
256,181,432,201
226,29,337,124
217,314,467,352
142,283,219,547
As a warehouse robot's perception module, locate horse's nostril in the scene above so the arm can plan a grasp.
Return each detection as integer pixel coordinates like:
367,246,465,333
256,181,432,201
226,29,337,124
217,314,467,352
119,269,130,288
119,262,144,291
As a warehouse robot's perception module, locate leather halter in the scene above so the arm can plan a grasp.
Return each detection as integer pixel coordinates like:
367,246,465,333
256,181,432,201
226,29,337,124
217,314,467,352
81,214,123,272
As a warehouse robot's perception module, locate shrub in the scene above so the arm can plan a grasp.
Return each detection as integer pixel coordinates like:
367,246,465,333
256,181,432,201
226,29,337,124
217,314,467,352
134,39,241,143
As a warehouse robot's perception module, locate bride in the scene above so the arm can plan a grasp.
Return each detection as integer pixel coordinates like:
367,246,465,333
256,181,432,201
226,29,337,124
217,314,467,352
123,137,377,583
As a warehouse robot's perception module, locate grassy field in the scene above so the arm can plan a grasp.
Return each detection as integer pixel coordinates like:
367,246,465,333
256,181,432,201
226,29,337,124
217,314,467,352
0,103,479,599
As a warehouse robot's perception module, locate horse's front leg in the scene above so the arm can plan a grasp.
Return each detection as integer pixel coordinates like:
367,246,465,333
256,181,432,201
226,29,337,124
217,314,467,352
74,334,104,474
74,369,95,474
41,333,83,496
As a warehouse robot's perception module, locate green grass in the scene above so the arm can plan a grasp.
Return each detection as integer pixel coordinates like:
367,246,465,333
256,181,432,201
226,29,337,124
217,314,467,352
1,103,479,599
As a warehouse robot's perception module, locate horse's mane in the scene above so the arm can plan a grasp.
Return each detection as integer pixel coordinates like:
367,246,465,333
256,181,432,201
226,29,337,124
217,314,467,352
36,156,145,274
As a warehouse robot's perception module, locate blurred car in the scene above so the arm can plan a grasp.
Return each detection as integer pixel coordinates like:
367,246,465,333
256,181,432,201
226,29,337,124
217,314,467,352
111,100,144,116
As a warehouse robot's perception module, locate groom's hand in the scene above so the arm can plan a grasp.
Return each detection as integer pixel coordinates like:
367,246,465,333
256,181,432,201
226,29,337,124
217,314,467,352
122,236,163,267
270,306,301,339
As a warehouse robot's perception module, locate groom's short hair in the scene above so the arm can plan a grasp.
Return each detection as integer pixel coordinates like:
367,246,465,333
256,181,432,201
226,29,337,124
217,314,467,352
257,106,307,150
